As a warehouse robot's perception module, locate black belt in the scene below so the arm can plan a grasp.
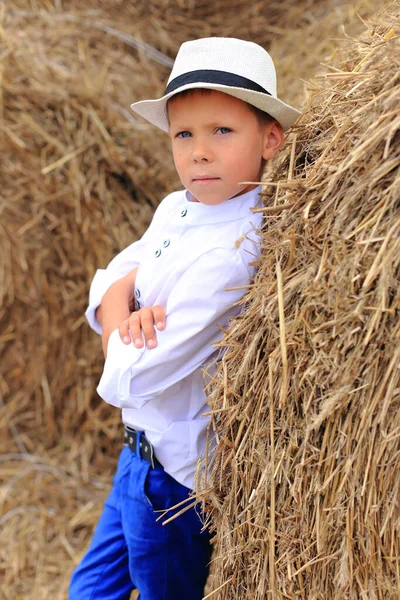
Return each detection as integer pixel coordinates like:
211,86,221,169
123,426,161,469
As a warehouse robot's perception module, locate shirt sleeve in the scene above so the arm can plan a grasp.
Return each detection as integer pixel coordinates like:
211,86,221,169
96,247,252,409
85,238,146,334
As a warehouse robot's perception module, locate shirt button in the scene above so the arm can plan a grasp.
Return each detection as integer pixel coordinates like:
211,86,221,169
155,248,161,258
135,288,140,299
136,300,141,309
180,208,187,217
163,239,170,248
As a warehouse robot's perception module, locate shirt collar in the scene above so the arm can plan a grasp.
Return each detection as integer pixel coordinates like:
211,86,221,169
177,186,262,225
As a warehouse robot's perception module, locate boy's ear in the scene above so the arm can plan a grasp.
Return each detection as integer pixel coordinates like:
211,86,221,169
262,121,285,161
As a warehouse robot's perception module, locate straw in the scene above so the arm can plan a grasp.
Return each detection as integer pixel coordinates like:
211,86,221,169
198,5,400,598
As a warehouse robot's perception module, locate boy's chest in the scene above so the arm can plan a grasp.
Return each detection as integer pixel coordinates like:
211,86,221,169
133,220,240,308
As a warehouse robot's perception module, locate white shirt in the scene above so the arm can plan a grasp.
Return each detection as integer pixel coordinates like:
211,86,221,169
86,186,263,489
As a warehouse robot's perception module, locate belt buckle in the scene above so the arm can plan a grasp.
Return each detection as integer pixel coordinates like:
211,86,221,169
124,427,156,468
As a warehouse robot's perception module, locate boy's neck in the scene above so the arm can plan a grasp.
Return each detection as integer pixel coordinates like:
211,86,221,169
188,184,261,204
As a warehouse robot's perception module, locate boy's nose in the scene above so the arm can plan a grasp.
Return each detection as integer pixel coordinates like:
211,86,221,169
192,141,213,163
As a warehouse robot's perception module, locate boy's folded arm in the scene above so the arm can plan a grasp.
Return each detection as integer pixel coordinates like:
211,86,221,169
98,268,139,358
85,244,144,335
85,195,173,334
97,248,252,409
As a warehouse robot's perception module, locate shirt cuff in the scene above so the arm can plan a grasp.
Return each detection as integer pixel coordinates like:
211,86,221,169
85,269,112,334
96,329,146,409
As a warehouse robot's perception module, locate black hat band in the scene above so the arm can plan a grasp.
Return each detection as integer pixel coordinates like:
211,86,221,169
165,69,271,96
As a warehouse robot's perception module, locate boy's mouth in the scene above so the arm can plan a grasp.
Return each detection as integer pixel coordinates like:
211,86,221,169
192,176,220,183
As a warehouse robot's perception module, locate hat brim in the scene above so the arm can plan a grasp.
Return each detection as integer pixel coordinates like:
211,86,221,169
130,82,301,133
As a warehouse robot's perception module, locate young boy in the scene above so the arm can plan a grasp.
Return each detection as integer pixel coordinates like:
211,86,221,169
69,37,299,600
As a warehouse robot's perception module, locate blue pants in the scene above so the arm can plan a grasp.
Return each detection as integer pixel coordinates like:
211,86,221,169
69,442,211,600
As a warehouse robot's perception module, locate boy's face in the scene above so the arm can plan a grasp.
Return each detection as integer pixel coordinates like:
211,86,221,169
168,90,283,205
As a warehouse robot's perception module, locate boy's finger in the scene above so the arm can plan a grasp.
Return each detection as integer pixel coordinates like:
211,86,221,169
119,320,131,344
153,305,166,330
139,308,158,349
128,312,144,348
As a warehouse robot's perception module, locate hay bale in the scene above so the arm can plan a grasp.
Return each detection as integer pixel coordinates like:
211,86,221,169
10,0,331,59
0,11,178,453
200,8,400,600
0,9,177,598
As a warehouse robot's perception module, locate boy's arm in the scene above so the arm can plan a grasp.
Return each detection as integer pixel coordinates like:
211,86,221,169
86,194,180,335
96,268,137,358
97,247,253,409
86,254,141,335
86,194,176,334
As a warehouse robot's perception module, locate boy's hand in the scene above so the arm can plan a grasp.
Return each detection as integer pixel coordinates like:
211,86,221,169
119,305,166,349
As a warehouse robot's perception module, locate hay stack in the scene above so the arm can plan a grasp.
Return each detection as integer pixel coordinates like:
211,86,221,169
11,0,329,60
0,8,178,598
0,13,178,460
200,8,400,600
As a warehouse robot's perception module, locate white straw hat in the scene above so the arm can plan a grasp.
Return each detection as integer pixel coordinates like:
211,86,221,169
131,37,300,132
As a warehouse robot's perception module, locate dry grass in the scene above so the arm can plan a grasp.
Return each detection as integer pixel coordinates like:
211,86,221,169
0,0,397,598
199,6,400,599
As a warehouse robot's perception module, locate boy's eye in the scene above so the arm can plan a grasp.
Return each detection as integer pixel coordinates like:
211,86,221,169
216,127,231,134
176,131,192,139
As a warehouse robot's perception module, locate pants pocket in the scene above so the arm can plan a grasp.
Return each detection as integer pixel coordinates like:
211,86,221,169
144,467,205,535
